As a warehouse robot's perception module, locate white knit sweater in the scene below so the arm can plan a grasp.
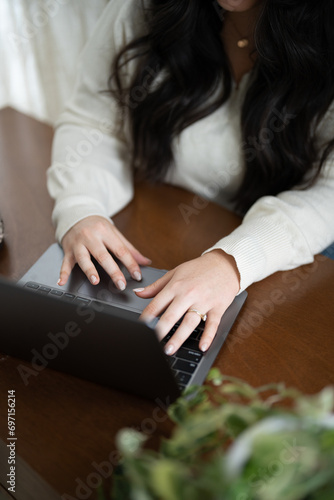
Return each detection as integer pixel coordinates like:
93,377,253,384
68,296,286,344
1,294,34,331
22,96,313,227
47,0,334,292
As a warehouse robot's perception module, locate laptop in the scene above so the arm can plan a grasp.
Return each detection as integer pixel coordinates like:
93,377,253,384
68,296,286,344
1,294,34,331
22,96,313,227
1,243,247,404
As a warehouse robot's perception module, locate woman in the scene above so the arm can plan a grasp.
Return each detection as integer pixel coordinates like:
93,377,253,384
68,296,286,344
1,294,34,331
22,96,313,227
47,0,334,356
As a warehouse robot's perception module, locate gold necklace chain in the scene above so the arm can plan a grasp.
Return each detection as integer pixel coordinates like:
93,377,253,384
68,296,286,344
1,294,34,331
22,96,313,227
225,15,253,49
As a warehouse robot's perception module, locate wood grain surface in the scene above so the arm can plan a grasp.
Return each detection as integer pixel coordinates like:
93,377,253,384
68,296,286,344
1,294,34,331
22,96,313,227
0,107,333,500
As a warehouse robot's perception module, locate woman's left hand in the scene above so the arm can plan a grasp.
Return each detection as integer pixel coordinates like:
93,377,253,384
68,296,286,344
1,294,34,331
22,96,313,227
133,250,240,355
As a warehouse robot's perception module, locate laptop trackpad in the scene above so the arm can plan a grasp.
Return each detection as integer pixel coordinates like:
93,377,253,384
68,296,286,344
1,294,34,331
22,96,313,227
76,265,166,314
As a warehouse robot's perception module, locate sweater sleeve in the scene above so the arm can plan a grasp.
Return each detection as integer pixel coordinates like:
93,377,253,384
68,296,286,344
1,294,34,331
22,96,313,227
203,105,334,292
47,0,145,243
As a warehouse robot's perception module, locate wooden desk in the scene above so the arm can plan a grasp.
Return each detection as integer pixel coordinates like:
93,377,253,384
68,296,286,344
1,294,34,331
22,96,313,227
0,108,334,500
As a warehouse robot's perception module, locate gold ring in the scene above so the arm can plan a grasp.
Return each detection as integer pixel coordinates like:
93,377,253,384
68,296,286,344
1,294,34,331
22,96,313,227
187,308,207,322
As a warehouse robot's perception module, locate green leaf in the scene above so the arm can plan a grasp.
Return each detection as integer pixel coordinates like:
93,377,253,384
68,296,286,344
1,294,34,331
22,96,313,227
108,370,334,500
116,429,148,457
296,387,334,418
206,368,224,386
149,459,189,500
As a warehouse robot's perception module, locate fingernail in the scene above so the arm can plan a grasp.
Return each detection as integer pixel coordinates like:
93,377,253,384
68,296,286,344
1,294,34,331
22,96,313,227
90,275,98,285
133,287,145,293
145,258,152,265
133,271,142,281
117,280,126,291
57,279,62,286
164,344,174,356
201,343,209,352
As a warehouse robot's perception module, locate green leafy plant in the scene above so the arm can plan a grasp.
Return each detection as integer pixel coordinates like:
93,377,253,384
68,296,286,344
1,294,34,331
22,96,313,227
103,370,334,500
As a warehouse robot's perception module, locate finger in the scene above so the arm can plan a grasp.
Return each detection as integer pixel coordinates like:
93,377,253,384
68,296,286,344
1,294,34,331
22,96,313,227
133,272,173,298
154,297,195,341
104,235,145,283
139,279,176,324
115,230,152,266
58,252,76,286
72,246,102,286
162,309,202,355
86,244,129,290
199,314,221,352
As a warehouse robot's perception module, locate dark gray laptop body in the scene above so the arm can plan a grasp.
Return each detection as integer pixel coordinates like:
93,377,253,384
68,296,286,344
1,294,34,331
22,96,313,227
0,244,247,403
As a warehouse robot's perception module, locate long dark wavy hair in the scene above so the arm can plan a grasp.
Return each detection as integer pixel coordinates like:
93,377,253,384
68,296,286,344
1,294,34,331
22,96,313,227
109,0,334,213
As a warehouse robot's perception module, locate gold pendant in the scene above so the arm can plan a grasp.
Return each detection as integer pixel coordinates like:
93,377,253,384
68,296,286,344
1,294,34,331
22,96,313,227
237,38,249,49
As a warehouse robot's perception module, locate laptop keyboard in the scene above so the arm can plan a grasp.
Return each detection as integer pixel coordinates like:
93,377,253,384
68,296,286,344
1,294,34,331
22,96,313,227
24,282,205,392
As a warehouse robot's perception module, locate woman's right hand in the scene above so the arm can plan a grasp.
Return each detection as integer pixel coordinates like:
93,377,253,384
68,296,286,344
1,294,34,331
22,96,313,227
57,216,152,290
